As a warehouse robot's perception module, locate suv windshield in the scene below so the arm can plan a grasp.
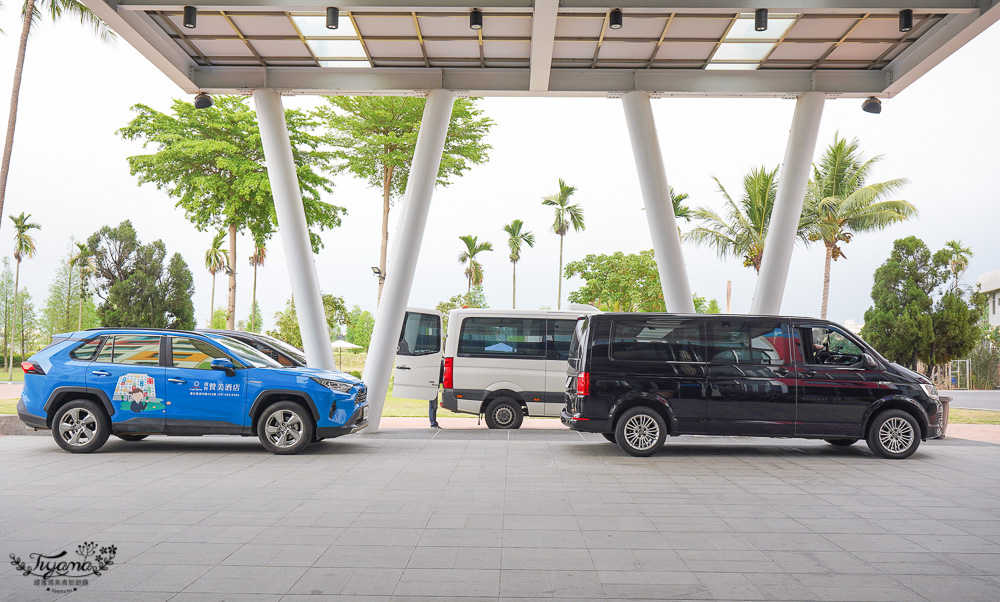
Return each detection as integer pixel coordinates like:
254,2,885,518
214,336,285,369
257,334,308,365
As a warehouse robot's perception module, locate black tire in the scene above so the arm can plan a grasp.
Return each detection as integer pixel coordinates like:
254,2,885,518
866,409,920,459
484,398,523,430
824,438,858,447
615,407,666,457
257,401,314,455
51,400,110,454
116,434,148,442
602,432,616,444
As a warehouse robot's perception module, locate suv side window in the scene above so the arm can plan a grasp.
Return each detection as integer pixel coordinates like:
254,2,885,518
110,336,161,367
547,319,576,361
70,337,104,361
800,326,864,366
706,320,788,365
611,318,704,362
171,337,231,369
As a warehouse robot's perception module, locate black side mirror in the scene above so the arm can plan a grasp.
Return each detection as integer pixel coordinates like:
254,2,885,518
862,353,879,370
211,357,236,377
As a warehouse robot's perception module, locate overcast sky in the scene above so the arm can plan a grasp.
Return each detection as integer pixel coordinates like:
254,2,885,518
0,12,998,334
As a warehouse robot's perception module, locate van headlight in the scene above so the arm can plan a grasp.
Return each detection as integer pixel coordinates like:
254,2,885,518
920,384,939,400
311,377,354,393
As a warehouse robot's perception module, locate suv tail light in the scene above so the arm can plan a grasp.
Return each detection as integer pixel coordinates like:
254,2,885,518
443,357,454,389
21,361,44,375
576,372,590,396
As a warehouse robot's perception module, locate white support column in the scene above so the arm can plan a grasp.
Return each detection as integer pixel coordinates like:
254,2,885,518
750,92,825,315
621,91,696,314
362,89,456,433
253,89,337,371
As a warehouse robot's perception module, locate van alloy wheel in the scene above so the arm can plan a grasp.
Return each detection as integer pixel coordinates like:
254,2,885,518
866,409,920,459
614,407,667,457
879,417,914,454
623,414,660,451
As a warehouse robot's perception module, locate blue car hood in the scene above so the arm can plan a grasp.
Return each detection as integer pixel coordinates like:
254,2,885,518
254,365,361,384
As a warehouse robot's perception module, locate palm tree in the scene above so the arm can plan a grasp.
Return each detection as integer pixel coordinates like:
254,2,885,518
542,178,585,309
458,235,493,293
670,187,693,222
69,241,93,331
7,212,39,378
503,220,535,309
0,1,113,231
944,239,973,292
685,166,811,273
804,134,914,318
204,232,227,328
248,242,267,332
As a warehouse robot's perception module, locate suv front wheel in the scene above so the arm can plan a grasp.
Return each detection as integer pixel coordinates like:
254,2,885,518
866,409,920,459
52,400,110,454
257,401,314,455
615,407,666,457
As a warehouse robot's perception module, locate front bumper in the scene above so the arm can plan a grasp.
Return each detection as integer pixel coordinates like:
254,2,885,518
317,403,368,439
560,410,612,433
17,398,47,430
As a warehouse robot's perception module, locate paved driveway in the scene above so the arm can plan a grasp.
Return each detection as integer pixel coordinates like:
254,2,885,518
2,431,999,601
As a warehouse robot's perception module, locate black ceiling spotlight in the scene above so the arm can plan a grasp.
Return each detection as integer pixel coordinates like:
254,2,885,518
861,96,881,114
609,8,623,30
755,8,768,32
182,6,197,29
899,9,913,33
470,8,483,31
326,7,340,30
193,93,214,110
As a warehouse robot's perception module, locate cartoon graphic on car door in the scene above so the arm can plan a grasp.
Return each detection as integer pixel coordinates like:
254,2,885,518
86,335,166,433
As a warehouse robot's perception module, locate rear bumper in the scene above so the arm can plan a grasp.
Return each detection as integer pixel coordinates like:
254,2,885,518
17,398,47,430
560,410,612,433
317,404,368,438
441,390,481,415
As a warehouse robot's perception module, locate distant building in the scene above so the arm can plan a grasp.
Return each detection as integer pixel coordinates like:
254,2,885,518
842,319,864,335
977,269,1000,328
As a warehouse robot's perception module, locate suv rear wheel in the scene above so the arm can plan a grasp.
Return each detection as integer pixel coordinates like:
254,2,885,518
257,401,314,455
52,400,110,454
866,409,920,459
484,398,523,430
615,407,666,457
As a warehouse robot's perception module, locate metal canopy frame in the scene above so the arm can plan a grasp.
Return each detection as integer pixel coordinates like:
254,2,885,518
85,0,999,97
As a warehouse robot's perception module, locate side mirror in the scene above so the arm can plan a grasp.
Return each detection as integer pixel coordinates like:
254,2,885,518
862,353,879,370
211,357,236,376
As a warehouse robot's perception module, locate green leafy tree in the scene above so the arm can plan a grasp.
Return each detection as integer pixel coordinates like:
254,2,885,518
0,0,114,236
12,288,38,360
944,239,973,292
542,178,585,309
693,294,722,314
204,231,227,327
317,96,493,303
669,187,693,222
436,286,488,330
0,258,13,365
458,235,493,293
685,166,813,273
503,219,534,309
210,308,227,329
267,294,348,349
7,212,39,378
345,305,376,350
248,242,267,332
86,221,196,329
804,135,914,318
119,95,344,329
239,300,263,334
40,244,99,339
70,241,95,330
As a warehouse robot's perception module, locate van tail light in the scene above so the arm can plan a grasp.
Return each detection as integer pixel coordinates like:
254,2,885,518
443,357,454,389
21,361,44,375
576,372,590,396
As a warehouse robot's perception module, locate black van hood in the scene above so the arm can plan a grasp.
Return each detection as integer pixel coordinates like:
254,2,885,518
887,362,931,385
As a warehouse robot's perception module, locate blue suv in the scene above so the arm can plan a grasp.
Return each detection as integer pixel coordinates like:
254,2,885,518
17,329,368,455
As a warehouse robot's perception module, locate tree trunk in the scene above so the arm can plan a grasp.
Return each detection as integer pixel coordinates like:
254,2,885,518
226,223,237,329
209,272,216,328
8,260,19,379
0,0,36,231
820,242,834,320
467,259,472,293
377,165,393,305
557,235,564,310
251,263,258,332
512,261,516,309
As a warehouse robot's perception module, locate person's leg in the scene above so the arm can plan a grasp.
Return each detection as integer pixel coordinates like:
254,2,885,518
429,397,440,428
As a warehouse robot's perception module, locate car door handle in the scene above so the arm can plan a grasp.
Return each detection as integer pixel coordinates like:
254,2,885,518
396,366,411,370
773,367,789,376
168,378,186,384
91,370,110,377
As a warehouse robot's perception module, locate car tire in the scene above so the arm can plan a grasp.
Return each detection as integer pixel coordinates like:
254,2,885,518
484,398,523,430
601,432,616,444
824,438,858,447
866,409,920,459
257,401,314,455
51,400,110,454
116,434,148,442
615,407,666,457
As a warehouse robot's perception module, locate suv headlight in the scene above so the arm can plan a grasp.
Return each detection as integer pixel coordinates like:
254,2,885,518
920,383,939,400
311,377,354,393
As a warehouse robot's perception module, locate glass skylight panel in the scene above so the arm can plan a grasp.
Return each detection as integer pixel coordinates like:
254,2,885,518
725,16,795,41
320,60,369,68
292,14,359,38
712,42,772,61
307,39,368,59
705,63,759,70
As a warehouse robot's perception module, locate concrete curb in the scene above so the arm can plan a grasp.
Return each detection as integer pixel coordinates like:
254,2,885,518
0,415,46,436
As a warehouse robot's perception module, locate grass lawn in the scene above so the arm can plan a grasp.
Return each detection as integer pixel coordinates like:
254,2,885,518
949,408,1000,425
0,399,17,414
0,368,24,382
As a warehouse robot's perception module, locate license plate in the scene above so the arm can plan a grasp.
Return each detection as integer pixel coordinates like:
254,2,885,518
362,405,369,420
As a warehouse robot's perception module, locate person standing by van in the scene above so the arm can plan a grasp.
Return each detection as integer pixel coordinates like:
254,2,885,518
429,396,441,429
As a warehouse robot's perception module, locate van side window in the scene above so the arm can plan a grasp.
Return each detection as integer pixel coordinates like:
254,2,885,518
800,326,863,366
458,318,545,357
611,318,704,362
398,312,440,356
547,320,576,361
706,320,788,365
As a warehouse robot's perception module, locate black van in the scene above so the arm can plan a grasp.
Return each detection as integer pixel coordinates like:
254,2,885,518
561,313,943,459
